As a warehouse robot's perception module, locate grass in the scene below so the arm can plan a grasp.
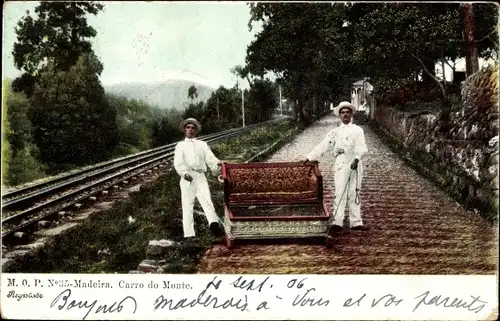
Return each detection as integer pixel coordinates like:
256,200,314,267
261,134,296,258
3,120,300,274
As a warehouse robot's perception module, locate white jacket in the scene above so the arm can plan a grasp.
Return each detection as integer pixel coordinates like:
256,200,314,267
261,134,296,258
306,123,368,168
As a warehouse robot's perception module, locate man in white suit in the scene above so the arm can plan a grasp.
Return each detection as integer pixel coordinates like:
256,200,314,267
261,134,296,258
303,102,369,232
173,118,223,240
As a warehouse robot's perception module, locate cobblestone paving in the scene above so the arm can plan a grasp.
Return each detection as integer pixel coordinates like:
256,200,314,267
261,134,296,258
197,114,498,274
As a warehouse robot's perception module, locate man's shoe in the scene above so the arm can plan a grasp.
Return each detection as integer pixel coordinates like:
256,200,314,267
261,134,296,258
351,225,369,231
210,222,223,236
328,224,343,233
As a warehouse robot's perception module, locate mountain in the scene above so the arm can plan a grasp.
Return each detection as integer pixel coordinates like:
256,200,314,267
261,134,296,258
104,80,215,111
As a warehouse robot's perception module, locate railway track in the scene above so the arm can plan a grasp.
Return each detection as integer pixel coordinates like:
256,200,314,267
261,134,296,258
1,119,287,243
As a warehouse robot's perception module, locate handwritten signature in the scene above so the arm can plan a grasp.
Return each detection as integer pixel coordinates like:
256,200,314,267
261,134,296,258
50,289,137,320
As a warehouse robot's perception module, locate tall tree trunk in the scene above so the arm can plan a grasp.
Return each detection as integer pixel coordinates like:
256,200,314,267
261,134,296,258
69,2,79,69
441,57,446,85
461,3,480,76
312,92,318,115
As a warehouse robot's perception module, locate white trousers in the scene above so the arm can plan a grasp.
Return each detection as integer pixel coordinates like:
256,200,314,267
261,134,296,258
179,172,219,237
331,163,363,227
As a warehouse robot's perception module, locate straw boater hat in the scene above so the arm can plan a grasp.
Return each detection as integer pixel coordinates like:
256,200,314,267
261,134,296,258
334,101,356,116
179,118,201,132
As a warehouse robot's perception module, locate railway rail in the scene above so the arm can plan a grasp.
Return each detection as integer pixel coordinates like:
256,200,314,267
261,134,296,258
1,119,288,242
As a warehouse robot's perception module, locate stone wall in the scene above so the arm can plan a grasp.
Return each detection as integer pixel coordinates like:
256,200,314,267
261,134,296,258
372,64,499,221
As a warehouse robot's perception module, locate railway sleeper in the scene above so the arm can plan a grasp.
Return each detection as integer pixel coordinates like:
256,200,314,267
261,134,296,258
46,211,68,221
137,259,167,273
146,239,181,258
37,220,57,229
4,229,37,247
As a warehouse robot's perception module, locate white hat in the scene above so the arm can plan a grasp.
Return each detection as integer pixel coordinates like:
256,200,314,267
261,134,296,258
179,118,201,132
334,101,356,116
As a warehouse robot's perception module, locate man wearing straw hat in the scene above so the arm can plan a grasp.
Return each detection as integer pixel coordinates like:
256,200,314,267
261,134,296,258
303,101,369,232
173,118,223,240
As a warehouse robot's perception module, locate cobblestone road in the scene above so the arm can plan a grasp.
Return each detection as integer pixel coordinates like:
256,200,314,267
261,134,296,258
198,114,498,274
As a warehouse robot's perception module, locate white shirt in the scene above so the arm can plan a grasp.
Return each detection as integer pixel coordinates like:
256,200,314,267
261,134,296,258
173,138,220,177
306,122,368,164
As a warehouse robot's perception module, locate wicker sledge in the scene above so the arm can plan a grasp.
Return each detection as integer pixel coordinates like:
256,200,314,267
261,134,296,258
219,161,333,248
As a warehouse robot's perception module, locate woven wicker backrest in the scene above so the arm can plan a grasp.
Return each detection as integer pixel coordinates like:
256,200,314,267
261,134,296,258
221,161,323,204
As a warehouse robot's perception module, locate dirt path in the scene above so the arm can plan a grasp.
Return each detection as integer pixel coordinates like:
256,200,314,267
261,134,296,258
197,114,498,274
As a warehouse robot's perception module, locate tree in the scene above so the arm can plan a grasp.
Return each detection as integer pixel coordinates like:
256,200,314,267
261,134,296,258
461,3,479,76
2,81,46,186
30,53,118,167
182,101,205,123
12,1,103,96
6,87,35,155
11,73,37,97
231,65,252,87
151,117,182,147
187,85,198,100
348,3,497,95
350,4,461,90
2,81,12,186
245,3,353,123
246,78,277,123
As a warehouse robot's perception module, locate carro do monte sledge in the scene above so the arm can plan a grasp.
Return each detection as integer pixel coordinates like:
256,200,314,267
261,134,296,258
217,161,334,248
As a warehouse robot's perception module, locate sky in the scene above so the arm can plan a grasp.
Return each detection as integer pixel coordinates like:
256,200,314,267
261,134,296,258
2,1,263,89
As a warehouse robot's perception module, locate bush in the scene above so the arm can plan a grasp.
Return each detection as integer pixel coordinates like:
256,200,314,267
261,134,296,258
7,145,47,186
376,81,444,106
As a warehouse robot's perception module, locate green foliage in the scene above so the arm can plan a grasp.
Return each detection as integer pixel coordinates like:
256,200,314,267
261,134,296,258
30,53,119,167
206,86,244,128
469,3,498,59
11,73,36,97
211,122,295,161
151,117,183,148
107,94,174,153
2,81,46,187
245,3,357,123
6,88,34,154
245,3,498,113
349,3,497,88
190,81,278,133
350,3,462,85
246,78,277,123
187,85,198,100
7,145,46,186
182,101,206,124
2,81,12,186
12,1,103,75
377,82,444,106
